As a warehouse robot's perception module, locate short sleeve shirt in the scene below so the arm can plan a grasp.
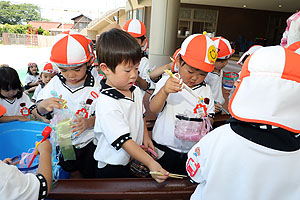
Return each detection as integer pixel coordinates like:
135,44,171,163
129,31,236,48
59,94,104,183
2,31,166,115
36,72,101,148
151,75,215,153
0,93,34,118
94,80,145,168
0,161,40,200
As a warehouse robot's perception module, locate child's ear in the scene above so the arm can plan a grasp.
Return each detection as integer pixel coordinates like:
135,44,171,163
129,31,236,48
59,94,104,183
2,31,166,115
175,55,181,68
100,63,110,75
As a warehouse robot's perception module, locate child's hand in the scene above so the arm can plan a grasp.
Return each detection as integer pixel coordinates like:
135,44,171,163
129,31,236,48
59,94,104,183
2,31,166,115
17,116,31,121
143,136,155,151
38,96,65,114
215,103,222,113
3,158,13,164
71,114,93,136
149,161,169,183
36,140,52,155
162,76,183,95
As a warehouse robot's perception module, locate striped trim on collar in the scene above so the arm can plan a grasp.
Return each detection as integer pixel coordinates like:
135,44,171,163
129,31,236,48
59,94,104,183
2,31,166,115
100,79,135,100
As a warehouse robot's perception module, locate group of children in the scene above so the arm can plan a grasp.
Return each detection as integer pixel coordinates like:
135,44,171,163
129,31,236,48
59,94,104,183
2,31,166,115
2,14,300,199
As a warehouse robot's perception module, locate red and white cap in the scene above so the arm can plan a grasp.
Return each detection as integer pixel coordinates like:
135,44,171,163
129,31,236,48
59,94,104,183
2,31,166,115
237,45,263,66
50,31,95,67
174,34,217,72
229,46,300,133
40,62,58,74
123,19,146,38
0,104,6,116
212,36,234,59
287,41,300,54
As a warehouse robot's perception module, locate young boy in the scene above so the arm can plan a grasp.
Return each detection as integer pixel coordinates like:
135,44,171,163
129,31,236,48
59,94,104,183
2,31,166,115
123,19,155,93
36,31,101,178
149,34,216,175
0,104,52,200
204,36,234,113
32,62,58,103
94,28,168,182
187,46,300,200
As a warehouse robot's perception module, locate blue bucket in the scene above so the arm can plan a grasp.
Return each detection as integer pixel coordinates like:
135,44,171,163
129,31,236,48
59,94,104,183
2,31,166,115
0,121,48,160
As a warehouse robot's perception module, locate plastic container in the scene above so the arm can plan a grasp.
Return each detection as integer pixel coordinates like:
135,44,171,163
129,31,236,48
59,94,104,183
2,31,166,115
223,72,239,90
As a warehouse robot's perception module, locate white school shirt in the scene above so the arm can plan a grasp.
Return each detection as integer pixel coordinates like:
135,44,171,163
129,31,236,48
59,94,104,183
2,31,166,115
25,74,40,85
187,124,300,200
0,161,40,200
32,83,45,102
204,70,225,105
0,93,34,118
94,80,145,168
138,57,156,95
151,75,215,153
36,72,101,148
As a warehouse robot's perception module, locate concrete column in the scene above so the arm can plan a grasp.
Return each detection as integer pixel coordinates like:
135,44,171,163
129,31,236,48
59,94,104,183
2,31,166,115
148,0,180,68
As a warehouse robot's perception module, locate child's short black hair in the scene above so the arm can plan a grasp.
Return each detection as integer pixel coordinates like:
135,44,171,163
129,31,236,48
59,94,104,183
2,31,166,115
0,66,23,99
96,28,141,73
27,62,39,75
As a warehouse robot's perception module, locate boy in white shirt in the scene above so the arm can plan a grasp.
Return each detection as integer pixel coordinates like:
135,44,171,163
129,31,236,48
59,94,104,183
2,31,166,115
187,46,300,200
36,31,101,178
150,34,216,175
94,28,168,182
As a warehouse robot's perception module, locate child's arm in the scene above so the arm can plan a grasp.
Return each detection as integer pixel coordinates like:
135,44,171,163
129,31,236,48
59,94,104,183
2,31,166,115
31,108,50,123
142,118,154,150
122,139,168,183
36,97,65,115
0,115,30,122
36,139,52,194
149,62,173,82
136,75,149,91
149,76,182,114
72,115,95,136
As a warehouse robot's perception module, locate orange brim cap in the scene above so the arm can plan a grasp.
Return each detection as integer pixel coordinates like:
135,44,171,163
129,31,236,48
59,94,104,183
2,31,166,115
0,104,6,116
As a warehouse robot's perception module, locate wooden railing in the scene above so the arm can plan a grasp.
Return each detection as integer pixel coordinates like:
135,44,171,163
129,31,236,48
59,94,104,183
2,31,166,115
48,178,196,199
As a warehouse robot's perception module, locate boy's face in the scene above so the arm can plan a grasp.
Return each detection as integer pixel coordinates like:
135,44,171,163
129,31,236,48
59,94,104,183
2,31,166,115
178,62,208,88
41,72,56,85
104,61,139,92
214,59,228,71
58,63,87,86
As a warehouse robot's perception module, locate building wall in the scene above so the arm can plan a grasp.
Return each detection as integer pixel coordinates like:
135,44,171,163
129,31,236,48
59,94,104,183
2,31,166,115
177,4,292,52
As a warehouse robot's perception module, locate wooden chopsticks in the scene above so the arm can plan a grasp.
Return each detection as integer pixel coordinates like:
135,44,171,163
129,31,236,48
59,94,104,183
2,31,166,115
150,171,187,179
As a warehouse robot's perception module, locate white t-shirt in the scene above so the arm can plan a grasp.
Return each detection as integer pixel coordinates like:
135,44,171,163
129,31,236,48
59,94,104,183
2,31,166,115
151,75,215,153
138,57,156,94
0,161,40,200
204,70,225,105
25,74,40,85
187,124,300,200
36,73,101,148
94,81,145,168
32,83,45,102
0,93,34,118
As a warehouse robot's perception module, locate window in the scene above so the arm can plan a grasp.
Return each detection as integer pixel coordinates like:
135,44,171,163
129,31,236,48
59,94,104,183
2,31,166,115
178,8,218,38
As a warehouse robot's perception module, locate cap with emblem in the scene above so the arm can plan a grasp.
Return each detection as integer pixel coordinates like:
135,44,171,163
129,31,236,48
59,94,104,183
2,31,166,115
229,46,300,133
50,31,95,67
175,34,217,72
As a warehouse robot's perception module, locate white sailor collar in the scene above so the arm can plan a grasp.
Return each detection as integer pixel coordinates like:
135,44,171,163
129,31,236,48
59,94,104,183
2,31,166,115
100,79,135,100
